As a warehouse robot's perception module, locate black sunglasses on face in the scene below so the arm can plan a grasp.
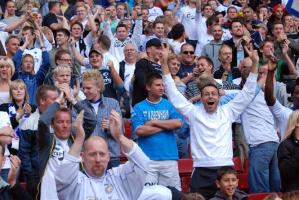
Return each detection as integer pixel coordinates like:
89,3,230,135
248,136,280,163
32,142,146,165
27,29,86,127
183,51,195,55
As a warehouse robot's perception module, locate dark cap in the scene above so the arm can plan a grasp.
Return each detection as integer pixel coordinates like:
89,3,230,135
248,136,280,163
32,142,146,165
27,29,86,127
146,38,162,49
89,48,103,57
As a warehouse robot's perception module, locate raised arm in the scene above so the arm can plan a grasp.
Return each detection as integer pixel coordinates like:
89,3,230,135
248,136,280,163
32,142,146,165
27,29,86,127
68,111,85,157
36,31,50,84
264,57,277,106
131,18,143,47
69,38,85,65
12,35,30,79
3,14,28,32
282,40,297,76
109,110,133,153
55,111,84,200
108,60,123,86
161,44,195,121
172,0,180,16
224,45,258,120
87,11,98,38
37,93,63,148
102,12,114,39
196,0,201,12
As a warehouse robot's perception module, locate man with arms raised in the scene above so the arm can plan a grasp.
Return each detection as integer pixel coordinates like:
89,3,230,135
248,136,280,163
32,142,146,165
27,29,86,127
161,44,259,199
55,110,150,200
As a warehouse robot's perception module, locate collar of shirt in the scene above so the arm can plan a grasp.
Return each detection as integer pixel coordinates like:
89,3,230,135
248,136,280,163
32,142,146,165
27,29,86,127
89,98,102,104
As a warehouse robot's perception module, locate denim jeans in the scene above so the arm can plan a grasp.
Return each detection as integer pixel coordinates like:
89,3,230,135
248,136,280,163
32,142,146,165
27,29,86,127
176,135,189,159
0,168,9,181
248,142,281,193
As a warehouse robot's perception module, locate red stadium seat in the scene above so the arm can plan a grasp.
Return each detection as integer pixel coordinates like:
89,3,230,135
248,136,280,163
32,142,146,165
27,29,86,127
233,157,244,173
237,173,249,192
178,159,193,176
244,158,249,173
124,120,132,139
247,193,273,200
181,176,191,193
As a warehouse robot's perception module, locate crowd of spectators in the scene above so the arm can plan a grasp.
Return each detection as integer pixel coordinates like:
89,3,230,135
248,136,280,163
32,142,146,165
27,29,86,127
0,0,299,199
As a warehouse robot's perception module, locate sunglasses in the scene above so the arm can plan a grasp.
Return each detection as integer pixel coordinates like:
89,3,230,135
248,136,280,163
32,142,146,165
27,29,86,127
182,51,195,55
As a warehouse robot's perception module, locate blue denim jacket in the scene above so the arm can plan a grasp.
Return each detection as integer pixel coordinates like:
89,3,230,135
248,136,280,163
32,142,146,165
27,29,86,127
77,97,122,158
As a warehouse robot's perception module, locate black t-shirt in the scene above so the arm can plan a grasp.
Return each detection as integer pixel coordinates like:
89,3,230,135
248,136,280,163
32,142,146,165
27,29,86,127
132,58,162,106
177,63,196,79
100,68,118,100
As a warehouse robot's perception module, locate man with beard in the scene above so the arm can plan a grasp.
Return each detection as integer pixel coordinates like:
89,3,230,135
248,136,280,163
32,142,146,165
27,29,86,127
202,24,223,72
223,19,249,67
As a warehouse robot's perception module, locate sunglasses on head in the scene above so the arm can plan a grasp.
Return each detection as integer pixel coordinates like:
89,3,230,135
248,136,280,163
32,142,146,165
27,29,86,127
182,51,194,55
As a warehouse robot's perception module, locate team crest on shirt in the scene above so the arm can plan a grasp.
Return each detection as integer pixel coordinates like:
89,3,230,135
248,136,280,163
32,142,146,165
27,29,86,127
105,184,114,193
51,143,64,161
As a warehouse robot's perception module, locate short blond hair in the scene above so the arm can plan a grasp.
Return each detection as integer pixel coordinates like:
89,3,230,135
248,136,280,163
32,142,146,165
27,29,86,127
0,57,15,78
283,110,299,140
53,64,72,79
196,73,217,91
9,80,29,103
83,70,105,93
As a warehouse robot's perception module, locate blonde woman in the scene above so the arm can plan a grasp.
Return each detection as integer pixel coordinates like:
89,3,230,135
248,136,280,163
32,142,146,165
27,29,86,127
277,110,299,192
0,80,36,181
0,57,15,105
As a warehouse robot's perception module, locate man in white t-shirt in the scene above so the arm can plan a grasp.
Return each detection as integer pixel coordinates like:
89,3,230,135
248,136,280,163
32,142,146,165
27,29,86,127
177,0,197,47
143,0,163,22
195,0,215,55
161,44,259,199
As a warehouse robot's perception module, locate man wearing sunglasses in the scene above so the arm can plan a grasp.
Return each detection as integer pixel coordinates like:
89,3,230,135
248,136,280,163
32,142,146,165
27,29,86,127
177,43,196,84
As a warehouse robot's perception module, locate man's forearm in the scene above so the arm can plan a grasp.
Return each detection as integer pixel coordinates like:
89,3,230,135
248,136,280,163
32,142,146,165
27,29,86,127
150,119,182,130
68,135,84,158
118,135,133,153
265,71,276,106
283,53,297,75
4,17,25,32
136,125,163,137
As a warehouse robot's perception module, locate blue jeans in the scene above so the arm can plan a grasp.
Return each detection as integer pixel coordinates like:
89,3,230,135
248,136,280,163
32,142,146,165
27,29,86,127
176,136,189,159
0,168,9,182
248,142,281,193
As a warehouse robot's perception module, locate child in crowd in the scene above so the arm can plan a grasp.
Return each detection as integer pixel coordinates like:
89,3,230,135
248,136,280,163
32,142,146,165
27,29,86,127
210,166,247,200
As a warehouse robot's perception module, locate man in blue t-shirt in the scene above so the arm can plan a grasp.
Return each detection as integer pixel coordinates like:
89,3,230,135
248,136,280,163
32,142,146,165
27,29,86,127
131,73,182,191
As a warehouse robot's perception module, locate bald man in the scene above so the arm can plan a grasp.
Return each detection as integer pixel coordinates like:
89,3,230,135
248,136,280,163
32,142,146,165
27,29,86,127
55,110,150,200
